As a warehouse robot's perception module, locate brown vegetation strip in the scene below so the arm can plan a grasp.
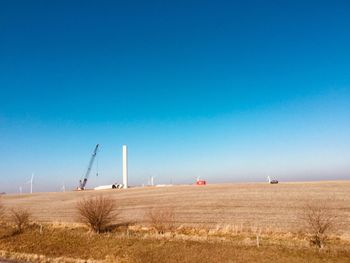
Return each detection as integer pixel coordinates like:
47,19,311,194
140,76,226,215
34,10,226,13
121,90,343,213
0,226,350,263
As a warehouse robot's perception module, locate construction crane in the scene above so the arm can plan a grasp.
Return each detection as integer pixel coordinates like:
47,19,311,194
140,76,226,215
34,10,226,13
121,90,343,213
77,144,99,190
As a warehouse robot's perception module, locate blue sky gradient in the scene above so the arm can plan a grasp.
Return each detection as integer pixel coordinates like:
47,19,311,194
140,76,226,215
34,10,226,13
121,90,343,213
1,1,349,193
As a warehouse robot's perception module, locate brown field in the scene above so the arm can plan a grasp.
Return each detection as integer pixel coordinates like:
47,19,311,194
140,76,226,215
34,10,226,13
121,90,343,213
2,180,350,237
1,180,350,262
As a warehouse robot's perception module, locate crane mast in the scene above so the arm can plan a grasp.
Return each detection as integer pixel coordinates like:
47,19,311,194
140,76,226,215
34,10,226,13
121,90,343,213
78,144,99,190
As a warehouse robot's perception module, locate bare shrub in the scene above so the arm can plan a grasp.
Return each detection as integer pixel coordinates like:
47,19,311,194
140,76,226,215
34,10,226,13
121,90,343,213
76,196,118,233
10,208,32,233
300,202,338,248
145,207,175,234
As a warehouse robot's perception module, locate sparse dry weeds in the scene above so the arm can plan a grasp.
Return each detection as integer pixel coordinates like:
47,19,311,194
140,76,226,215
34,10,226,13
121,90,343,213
145,207,175,234
0,224,349,263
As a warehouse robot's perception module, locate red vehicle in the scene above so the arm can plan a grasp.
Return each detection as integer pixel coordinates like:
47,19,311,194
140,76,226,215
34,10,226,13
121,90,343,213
196,180,206,185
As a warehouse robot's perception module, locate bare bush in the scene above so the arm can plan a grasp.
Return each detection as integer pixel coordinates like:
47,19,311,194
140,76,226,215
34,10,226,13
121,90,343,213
145,207,175,234
300,202,338,248
76,196,118,233
10,208,32,233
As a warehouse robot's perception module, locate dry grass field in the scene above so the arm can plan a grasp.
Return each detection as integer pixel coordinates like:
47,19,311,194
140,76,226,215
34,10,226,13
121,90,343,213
2,181,350,237
0,226,350,263
1,181,350,262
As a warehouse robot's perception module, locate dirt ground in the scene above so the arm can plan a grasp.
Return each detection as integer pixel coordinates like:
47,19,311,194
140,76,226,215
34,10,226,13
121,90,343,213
2,181,350,237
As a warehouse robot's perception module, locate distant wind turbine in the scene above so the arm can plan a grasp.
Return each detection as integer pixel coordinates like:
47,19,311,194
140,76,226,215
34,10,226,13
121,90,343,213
26,173,34,194
148,176,154,186
267,175,271,184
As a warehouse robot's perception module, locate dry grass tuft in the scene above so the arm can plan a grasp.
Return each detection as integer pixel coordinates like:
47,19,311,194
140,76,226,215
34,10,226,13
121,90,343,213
300,202,338,248
145,207,176,234
76,195,118,233
9,208,32,233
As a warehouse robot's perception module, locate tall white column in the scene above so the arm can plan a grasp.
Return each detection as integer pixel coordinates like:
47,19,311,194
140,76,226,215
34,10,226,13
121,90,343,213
122,145,128,188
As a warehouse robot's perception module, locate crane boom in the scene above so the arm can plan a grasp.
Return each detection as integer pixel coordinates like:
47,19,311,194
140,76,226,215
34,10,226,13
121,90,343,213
78,144,99,190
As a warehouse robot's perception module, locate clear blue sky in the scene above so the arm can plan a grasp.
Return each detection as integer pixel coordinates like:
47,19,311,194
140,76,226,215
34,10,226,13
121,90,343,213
1,0,349,193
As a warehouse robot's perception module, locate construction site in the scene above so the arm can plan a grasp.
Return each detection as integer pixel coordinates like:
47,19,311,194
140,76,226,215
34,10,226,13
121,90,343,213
0,142,349,263
74,143,212,192
64,143,279,193
4,143,348,234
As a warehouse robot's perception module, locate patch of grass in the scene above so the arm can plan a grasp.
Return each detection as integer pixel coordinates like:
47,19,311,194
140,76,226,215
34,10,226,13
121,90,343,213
0,225,349,263
145,207,175,234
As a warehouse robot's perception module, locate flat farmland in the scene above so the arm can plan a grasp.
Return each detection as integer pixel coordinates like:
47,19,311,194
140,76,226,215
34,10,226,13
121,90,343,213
2,181,350,237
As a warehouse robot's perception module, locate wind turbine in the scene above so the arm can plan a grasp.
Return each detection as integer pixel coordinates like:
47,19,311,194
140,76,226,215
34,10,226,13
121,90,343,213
147,176,155,186
267,175,271,184
61,182,66,192
19,186,22,194
27,173,34,194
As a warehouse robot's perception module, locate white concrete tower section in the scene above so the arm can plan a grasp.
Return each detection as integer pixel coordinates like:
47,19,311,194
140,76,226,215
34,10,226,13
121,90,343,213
122,145,128,188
